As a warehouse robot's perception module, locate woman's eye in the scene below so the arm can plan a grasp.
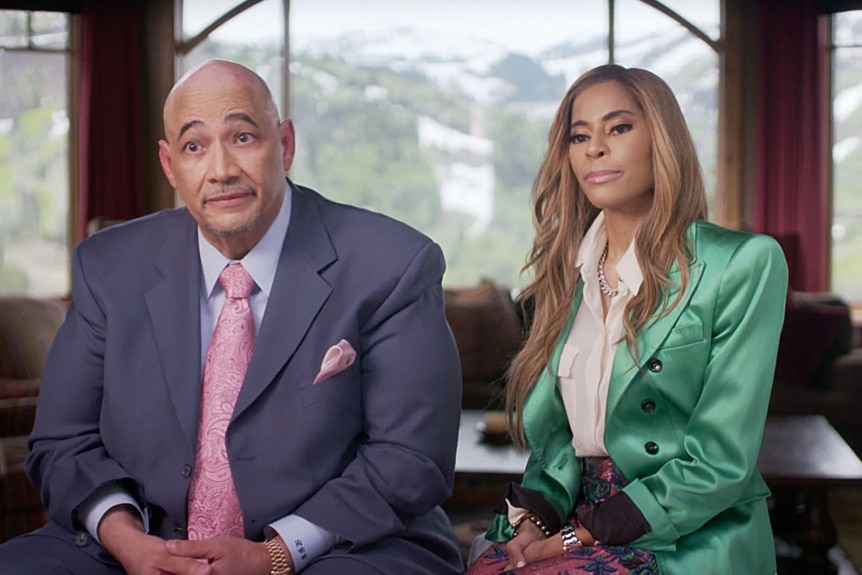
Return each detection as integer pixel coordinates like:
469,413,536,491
184,142,199,153
610,123,633,135
569,133,588,144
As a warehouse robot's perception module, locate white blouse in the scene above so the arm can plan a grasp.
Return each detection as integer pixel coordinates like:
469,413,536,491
559,211,644,456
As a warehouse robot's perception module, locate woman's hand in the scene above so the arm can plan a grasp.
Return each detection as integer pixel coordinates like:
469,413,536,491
521,533,563,564
508,525,598,569
504,520,550,569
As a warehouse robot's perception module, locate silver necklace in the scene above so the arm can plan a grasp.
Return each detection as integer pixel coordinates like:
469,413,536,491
597,243,619,298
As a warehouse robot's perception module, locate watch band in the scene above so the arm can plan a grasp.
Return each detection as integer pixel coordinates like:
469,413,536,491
560,525,583,552
264,537,293,575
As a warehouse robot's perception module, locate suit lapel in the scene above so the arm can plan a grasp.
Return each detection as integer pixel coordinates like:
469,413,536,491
233,186,336,418
145,213,203,452
606,225,705,418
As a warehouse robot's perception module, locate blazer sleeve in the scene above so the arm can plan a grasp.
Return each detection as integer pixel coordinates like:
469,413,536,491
291,241,463,548
26,247,143,530
624,233,788,549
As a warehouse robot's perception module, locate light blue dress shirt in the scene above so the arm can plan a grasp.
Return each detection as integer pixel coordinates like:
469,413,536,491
81,184,336,572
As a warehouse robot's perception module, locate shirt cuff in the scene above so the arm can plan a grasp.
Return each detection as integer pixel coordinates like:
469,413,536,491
266,515,337,573
505,499,530,528
79,484,149,544
577,492,651,545
493,482,563,534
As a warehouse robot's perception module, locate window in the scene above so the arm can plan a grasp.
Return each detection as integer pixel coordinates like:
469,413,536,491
178,0,286,115
288,0,720,288
0,10,70,297
832,10,862,303
177,1,721,289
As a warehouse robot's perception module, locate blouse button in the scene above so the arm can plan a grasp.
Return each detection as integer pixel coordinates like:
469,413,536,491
647,358,663,373
645,441,660,455
641,399,656,413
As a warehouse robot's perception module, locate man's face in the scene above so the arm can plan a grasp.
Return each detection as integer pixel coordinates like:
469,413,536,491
159,63,295,259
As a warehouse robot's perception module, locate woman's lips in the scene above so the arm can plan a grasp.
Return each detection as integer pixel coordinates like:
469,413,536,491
585,170,622,184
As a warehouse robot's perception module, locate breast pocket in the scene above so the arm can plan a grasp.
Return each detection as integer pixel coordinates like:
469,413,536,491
300,362,358,407
660,320,705,351
557,343,579,383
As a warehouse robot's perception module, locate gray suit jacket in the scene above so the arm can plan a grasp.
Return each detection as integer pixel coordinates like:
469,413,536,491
27,183,464,574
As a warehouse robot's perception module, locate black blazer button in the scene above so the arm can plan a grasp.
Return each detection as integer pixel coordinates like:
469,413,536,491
641,399,656,413
182,464,193,478
74,532,89,547
645,441,659,455
647,358,662,373
175,526,186,538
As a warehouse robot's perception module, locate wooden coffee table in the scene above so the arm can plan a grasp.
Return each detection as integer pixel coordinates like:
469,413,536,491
759,415,862,575
452,411,862,574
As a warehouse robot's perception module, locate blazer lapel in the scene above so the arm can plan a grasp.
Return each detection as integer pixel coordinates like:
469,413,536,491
144,213,203,453
606,225,705,418
233,186,336,417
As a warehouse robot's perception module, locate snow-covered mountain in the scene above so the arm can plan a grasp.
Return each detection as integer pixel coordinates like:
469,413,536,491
295,25,718,108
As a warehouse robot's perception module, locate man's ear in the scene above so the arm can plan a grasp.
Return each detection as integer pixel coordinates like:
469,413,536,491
158,140,177,188
279,119,296,172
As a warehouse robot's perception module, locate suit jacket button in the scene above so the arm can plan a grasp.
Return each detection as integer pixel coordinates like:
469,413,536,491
74,532,89,547
175,527,186,538
182,464,193,478
644,441,659,455
647,358,662,372
641,399,656,413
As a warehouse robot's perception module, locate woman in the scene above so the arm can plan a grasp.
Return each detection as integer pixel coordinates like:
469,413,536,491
467,64,787,574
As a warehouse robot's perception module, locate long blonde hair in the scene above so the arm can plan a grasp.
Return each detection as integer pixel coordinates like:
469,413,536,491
507,64,708,447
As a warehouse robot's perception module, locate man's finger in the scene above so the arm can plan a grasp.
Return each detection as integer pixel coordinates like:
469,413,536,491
165,539,211,560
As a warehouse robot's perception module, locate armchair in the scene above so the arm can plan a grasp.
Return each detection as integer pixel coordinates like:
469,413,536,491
0,297,67,541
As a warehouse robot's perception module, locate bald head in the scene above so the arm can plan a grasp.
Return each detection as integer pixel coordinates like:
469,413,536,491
163,59,280,143
157,58,295,260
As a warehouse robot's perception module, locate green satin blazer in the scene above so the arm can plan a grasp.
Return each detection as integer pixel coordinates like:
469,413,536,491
486,220,788,575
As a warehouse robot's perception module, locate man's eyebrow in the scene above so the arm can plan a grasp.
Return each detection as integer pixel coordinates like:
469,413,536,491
225,112,259,128
570,109,635,129
176,113,260,140
178,119,203,139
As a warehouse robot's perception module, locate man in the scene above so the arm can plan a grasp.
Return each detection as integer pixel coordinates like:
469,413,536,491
0,59,464,575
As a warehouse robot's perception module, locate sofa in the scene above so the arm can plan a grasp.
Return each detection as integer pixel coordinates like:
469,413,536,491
768,291,862,454
444,280,523,411
0,297,66,542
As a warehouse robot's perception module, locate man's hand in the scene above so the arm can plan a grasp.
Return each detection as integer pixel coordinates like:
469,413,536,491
167,536,295,575
98,505,210,575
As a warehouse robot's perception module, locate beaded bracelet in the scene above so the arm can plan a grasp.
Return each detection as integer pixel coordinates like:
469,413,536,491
512,513,552,538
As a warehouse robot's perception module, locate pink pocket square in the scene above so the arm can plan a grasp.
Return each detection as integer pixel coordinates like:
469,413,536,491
313,339,357,384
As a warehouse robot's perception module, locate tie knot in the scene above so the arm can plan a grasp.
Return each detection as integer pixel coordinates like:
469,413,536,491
219,263,255,300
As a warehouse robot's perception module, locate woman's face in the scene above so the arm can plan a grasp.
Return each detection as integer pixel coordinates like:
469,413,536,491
568,80,654,218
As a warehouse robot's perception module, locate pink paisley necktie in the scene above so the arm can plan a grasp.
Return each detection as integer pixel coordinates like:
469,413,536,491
187,263,256,539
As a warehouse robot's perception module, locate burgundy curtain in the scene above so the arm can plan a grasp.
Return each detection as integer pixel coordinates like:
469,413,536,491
755,0,831,292
77,0,146,239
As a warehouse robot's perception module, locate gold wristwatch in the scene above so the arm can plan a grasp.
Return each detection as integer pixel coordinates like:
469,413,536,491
264,537,293,575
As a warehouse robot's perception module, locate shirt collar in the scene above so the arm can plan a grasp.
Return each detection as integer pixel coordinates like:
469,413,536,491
576,211,644,296
199,182,293,299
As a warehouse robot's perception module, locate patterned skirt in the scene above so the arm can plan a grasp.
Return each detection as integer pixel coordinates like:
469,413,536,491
466,457,659,575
